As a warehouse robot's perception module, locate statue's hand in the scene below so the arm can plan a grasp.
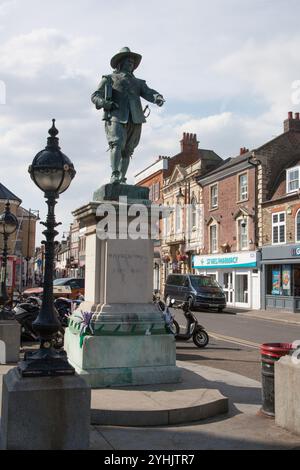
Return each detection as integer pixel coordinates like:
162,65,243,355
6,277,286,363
103,100,119,111
155,95,165,107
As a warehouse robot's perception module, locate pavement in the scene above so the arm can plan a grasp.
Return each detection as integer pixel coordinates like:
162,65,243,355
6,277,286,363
1,308,300,450
1,359,300,450
223,307,300,326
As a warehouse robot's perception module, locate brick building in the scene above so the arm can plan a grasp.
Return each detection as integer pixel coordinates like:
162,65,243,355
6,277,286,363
161,134,222,289
194,112,300,311
135,132,222,292
0,183,37,291
261,155,300,312
194,148,261,309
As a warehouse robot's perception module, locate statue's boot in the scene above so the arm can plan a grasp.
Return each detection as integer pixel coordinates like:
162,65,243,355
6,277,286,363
110,171,120,184
110,145,122,183
119,156,130,184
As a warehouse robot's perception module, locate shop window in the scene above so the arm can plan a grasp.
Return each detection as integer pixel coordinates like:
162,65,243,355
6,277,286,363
296,210,300,242
272,212,286,244
266,264,292,296
287,166,300,194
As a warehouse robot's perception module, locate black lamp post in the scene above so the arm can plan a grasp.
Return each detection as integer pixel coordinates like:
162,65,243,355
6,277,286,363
18,119,76,377
0,201,18,317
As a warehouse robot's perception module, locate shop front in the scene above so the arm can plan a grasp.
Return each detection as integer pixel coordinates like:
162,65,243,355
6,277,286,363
262,244,300,312
192,251,261,309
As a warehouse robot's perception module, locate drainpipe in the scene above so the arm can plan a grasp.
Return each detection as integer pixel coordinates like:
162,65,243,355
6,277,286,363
247,154,261,248
247,154,263,308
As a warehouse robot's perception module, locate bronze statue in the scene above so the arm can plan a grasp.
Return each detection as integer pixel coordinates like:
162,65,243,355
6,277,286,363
91,47,165,184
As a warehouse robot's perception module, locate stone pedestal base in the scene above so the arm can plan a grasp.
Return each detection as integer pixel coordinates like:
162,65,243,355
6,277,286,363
275,355,300,435
0,321,20,364
68,199,180,388
65,328,181,388
0,368,91,450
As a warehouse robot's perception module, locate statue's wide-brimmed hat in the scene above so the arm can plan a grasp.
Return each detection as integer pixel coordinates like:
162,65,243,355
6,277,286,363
110,47,142,70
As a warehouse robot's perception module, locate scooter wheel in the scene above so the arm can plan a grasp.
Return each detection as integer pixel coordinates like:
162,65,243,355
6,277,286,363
170,319,180,335
193,328,209,348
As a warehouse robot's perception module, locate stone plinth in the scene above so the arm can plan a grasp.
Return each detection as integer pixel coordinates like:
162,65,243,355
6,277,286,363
0,368,91,450
275,355,300,435
0,321,20,364
65,198,180,388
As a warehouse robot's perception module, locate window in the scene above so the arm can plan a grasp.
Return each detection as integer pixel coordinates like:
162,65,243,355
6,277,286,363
238,218,248,250
296,210,300,242
164,204,171,236
210,224,218,253
175,204,182,233
210,184,218,209
272,212,286,244
149,185,153,200
238,173,248,201
153,182,160,201
191,198,197,228
287,167,300,193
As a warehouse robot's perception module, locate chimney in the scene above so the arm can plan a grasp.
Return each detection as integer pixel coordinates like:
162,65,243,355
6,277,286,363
180,132,199,155
284,112,300,132
240,147,249,155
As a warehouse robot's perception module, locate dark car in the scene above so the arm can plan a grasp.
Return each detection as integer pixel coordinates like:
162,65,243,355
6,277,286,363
164,274,226,312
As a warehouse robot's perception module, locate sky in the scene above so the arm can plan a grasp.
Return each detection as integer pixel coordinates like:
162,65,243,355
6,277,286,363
0,0,300,243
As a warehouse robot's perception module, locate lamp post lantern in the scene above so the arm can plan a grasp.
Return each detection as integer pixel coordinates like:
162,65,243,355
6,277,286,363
0,201,18,316
18,119,76,377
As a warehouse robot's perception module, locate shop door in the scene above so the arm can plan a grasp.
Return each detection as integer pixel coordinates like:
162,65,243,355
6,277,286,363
223,272,234,305
235,273,249,308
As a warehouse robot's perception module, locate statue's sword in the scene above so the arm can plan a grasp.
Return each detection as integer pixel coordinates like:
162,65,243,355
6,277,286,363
103,75,113,122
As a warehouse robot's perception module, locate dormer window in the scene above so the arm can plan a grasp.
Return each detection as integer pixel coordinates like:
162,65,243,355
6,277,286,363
287,167,300,193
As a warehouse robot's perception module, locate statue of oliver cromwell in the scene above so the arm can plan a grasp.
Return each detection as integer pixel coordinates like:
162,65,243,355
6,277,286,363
91,47,165,184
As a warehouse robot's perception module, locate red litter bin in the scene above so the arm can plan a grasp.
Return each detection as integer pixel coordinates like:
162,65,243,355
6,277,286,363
260,342,293,417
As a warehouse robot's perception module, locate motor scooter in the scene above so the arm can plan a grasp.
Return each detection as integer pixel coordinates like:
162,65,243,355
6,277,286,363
172,301,209,348
12,296,64,348
155,296,209,348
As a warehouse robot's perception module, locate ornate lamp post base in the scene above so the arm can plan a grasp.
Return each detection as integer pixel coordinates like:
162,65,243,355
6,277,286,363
18,348,75,377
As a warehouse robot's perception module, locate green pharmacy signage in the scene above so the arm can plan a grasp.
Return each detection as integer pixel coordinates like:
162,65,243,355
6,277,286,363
193,251,257,269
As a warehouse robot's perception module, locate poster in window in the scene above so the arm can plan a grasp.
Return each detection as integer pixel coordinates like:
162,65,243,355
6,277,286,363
282,265,291,295
272,269,281,295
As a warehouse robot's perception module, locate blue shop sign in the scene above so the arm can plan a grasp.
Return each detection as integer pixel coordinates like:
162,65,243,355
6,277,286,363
193,251,257,269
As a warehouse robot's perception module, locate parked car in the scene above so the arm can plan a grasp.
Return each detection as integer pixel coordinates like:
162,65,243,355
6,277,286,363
23,277,85,300
53,278,85,299
164,274,226,312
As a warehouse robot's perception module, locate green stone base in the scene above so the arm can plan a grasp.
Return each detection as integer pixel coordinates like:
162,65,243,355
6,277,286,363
64,328,181,388
93,183,150,203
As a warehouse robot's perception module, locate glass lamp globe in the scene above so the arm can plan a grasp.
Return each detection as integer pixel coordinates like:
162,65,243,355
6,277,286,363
0,202,18,236
28,119,76,195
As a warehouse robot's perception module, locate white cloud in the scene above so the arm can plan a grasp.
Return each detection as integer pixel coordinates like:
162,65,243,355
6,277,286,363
1,1,300,243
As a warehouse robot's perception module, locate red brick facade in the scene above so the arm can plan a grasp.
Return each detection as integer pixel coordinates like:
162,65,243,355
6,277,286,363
201,166,257,254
